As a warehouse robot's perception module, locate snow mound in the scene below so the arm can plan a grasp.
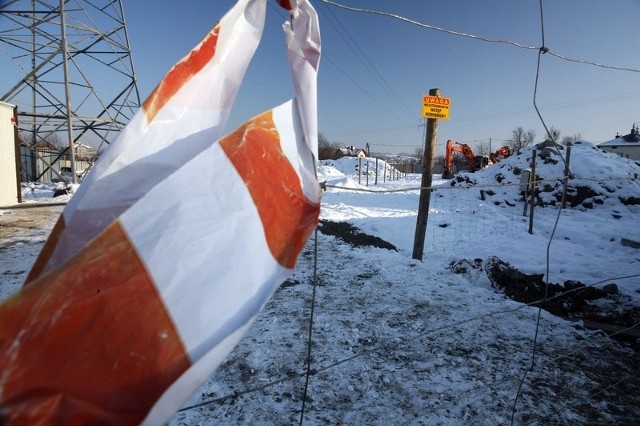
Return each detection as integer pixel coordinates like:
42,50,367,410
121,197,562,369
21,182,77,202
318,160,368,191
450,141,640,211
320,156,392,179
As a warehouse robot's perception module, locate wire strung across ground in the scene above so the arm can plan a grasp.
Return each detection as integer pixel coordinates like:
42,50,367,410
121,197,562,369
181,2,640,419
177,266,640,414
322,174,639,194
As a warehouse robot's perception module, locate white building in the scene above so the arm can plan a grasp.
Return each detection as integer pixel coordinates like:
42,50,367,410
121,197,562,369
0,101,21,206
598,125,640,160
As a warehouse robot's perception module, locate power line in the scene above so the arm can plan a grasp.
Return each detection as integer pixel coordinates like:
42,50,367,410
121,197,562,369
322,54,409,123
324,120,423,141
320,0,539,50
512,2,571,423
450,90,640,125
317,2,414,117
279,2,640,145
325,89,640,137
319,0,640,74
269,2,411,125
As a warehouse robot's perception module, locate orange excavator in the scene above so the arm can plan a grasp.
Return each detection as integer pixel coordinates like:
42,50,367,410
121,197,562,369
490,146,512,164
442,140,511,179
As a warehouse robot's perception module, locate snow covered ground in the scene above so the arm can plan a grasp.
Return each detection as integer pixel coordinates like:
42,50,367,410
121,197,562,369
1,141,639,424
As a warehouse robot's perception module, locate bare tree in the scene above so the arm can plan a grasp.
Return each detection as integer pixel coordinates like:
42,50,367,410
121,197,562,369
562,133,582,145
318,132,340,160
508,127,536,152
414,145,424,162
524,129,535,148
46,133,64,150
476,140,492,156
453,153,468,171
547,126,561,143
508,127,525,152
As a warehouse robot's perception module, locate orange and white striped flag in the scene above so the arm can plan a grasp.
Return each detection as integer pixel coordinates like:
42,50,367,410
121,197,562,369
0,0,321,424
25,0,267,283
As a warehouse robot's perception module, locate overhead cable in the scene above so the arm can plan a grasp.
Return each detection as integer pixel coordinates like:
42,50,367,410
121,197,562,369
317,2,414,117
320,0,640,74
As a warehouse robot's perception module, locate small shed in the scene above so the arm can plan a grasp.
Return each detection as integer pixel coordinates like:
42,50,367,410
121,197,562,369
0,102,21,206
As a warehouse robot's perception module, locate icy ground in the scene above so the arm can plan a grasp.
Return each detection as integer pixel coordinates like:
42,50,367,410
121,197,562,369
1,142,639,424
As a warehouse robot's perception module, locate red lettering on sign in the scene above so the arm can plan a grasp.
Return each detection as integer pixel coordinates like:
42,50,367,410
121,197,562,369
423,96,450,106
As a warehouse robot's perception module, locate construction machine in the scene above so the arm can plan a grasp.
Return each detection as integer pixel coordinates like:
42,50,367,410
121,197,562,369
442,140,488,179
442,140,512,179
490,146,512,164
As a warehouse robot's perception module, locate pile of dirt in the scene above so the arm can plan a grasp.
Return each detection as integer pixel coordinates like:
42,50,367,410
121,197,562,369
449,256,640,351
316,220,639,351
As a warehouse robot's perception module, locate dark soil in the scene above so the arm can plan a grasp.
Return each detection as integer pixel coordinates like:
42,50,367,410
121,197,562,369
452,256,640,351
316,221,639,353
0,204,65,246
317,220,397,251
315,222,640,424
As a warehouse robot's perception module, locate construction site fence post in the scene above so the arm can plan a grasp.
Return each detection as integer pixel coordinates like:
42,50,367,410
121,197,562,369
528,149,537,235
412,88,440,261
520,169,531,217
367,160,370,186
375,157,379,185
561,146,572,209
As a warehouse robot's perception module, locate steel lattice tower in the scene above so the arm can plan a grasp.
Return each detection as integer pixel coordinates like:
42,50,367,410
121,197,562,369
0,0,140,182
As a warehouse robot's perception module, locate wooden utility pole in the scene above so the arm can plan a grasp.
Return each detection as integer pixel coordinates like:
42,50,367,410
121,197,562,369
412,88,440,261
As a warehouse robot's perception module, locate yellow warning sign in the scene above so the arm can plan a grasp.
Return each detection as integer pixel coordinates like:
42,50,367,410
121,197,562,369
422,95,451,120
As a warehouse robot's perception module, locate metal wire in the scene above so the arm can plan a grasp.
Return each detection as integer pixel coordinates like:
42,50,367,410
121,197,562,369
298,227,320,425
319,0,640,74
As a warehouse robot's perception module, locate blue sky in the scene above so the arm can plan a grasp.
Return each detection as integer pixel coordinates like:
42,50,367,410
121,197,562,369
4,0,638,155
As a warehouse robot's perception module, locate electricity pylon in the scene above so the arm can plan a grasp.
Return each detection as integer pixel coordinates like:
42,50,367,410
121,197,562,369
0,0,140,182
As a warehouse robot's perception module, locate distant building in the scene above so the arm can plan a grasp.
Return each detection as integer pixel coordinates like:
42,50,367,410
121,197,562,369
21,141,60,183
334,146,367,159
0,101,21,206
57,142,97,180
20,141,97,183
598,124,640,160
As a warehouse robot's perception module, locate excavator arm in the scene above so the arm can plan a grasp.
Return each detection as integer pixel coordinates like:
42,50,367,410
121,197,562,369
489,146,512,163
443,140,478,179
443,141,513,179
